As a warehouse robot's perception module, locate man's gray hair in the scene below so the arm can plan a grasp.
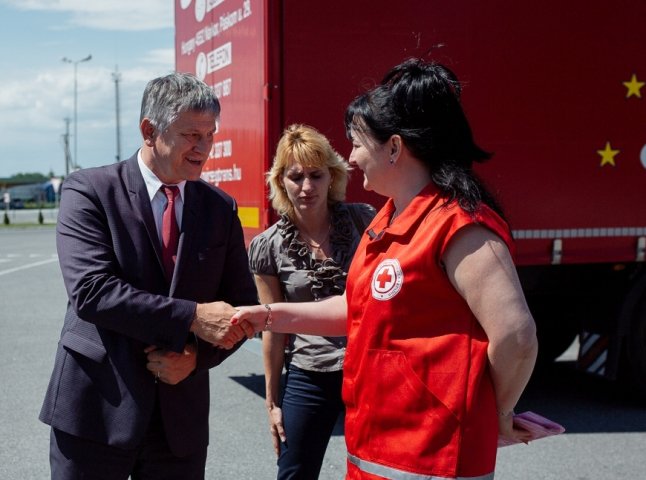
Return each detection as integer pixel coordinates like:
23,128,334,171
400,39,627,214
140,72,220,133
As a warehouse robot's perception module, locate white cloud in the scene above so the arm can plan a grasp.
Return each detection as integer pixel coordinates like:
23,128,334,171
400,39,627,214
0,59,175,175
0,1,176,175
3,0,173,31
141,48,176,67
0,52,175,131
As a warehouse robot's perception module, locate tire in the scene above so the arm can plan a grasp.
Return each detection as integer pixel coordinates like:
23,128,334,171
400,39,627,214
535,317,579,365
528,295,580,365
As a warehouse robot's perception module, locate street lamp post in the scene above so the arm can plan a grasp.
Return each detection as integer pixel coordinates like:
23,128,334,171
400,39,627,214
62,54,92,170
62,117,71,176
112,66,122,163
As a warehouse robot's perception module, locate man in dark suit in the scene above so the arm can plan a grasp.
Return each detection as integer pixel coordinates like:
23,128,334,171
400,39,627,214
39,72,258,479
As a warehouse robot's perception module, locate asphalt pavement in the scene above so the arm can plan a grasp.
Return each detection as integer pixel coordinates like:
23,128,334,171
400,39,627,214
0,227,344,479
1,226,646,479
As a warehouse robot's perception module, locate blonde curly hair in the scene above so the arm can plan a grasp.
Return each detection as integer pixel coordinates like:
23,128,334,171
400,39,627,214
267,124,350,219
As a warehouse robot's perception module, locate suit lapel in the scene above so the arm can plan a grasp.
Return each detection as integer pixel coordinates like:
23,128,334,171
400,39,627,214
124,155,165,275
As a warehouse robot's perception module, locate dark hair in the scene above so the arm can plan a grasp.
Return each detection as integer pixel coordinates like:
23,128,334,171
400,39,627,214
344,58,502,215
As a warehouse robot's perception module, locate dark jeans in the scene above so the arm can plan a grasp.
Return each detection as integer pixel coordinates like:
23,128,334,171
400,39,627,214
277,365,344,480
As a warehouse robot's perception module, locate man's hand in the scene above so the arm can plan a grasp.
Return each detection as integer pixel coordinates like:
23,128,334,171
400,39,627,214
145,344,197,385
191,301,255,348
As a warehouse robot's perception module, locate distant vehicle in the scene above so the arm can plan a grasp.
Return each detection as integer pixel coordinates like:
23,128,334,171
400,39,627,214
2,181,55,207
175,0,646,393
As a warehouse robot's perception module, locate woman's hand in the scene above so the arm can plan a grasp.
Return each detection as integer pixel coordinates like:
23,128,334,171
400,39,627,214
253,275,288,457
231,304,269,333
232,295,348,336
497,413,535,445
266,403,287,456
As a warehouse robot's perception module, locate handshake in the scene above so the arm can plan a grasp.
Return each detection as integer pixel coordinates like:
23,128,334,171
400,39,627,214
190,301,266,349
191,296,345,347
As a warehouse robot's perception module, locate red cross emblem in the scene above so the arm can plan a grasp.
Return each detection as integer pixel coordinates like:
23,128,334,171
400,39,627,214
371,259,403,300
376,269,393,289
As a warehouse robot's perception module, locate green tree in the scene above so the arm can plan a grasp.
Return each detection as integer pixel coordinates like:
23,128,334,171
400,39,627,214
10,172,48,183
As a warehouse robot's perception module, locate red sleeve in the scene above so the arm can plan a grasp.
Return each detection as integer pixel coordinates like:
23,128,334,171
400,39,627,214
436,203,515,261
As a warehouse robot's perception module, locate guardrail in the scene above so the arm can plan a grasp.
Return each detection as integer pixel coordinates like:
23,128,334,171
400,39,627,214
2,208,59,225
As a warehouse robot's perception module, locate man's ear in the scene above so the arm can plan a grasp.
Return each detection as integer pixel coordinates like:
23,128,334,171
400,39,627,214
140,118,156,147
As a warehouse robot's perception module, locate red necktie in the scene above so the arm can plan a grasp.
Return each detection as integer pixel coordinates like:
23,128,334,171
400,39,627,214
161,185,180,280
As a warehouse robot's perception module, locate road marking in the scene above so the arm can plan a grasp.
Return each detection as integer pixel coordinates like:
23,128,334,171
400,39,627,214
0,257,59,277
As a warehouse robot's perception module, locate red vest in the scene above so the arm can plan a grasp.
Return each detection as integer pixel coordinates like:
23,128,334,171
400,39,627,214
343,184,513,479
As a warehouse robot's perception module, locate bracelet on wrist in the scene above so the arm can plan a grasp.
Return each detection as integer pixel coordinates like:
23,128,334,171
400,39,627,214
263,304,273,331
497,408,515,417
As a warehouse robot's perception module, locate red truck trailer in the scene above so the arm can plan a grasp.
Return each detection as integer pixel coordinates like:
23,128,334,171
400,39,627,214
175,0,646,392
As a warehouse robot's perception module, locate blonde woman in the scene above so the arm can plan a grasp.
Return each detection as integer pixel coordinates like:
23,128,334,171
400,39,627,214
248,124,375,479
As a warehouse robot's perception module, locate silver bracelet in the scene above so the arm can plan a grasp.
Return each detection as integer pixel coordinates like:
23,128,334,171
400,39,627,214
263,304,273,331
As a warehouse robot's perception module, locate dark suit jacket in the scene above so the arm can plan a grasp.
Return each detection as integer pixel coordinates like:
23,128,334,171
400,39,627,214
39,154,258,457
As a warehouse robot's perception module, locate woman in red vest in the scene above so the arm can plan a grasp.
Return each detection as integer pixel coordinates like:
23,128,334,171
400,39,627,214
234,58,538,479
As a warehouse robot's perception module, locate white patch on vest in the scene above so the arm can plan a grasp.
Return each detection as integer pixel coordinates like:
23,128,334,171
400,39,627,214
371,259,404,301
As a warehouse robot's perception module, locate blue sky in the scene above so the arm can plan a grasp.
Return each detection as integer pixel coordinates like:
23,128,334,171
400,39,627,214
0,0,175,178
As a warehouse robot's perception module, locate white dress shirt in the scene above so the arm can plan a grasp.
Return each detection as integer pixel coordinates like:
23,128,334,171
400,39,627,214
137,151,186,245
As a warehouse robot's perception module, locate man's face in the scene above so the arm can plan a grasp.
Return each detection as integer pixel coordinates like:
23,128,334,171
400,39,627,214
144,109,217,184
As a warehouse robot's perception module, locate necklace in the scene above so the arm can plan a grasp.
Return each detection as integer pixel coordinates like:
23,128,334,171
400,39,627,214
299,223,332,258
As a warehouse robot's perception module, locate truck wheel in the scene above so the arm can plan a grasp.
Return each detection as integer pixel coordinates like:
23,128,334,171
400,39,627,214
536,319,578,365
529,294,579,365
